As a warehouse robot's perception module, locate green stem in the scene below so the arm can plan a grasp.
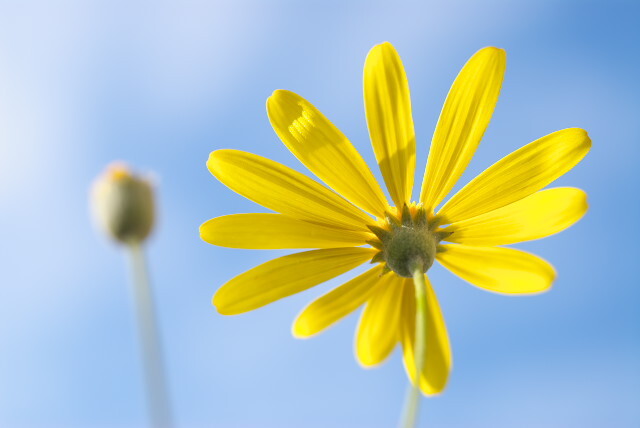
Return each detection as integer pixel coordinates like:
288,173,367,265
399,265,428,428
126,241,173,428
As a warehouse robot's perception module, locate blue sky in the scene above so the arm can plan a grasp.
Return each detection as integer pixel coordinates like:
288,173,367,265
1,1,639,427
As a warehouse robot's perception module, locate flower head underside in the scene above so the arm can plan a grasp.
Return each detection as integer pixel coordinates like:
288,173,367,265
201,42,590,395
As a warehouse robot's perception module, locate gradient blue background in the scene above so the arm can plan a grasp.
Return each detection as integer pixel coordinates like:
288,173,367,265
1,1,638,427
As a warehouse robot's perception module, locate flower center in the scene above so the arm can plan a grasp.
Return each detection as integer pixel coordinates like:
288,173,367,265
367,204,450,278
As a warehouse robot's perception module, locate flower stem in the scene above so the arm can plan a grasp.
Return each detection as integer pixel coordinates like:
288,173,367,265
126,241,173,428
399,265,428,428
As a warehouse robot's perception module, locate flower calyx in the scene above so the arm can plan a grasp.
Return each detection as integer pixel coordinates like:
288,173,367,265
367,204,451,278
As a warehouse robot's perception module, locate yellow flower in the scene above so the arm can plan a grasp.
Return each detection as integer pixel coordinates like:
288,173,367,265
201,43,590,395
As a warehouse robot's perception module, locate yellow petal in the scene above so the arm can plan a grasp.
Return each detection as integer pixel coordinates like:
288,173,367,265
293,264,385,338
442,187,588,246
438,128,591,223
207,150,373,231
267,90,389,217
401,275,452,395
355,272,405,367
200,214,371,249
420,47,506,212
214,247,376,315
364,42,416,207
437,244,556,294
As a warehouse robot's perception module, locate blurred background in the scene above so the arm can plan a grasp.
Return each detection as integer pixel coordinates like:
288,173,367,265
1,0,638,427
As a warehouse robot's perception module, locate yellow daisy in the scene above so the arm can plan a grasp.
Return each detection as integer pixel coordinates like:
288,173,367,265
201,42,590,396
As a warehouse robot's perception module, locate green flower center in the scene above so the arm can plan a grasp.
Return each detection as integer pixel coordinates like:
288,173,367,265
368,204,450,278
385,222,437,277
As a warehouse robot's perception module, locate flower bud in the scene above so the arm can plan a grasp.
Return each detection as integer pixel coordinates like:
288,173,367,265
91,162,155,244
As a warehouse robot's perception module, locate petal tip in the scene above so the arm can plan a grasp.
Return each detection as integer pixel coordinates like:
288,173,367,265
207,149,231,164
355,356,381,369
566,127,591,142
206,149,238,178
583,130,593,148
486,46,506,54
421,386,447,397
206,150,217,161
268,89,294,102
475,46,507,62
212,296,227,314
212,289,238,315
198,221,210,242
206,150,222,174
291,322,313,339
354,342,392,368
581,192,590,211
368,41,398,58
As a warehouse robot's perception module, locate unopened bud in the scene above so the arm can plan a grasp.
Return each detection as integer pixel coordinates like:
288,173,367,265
91,162,155,244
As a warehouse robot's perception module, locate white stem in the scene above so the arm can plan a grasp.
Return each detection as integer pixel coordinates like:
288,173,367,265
127,241,173,428
399,265,427,428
